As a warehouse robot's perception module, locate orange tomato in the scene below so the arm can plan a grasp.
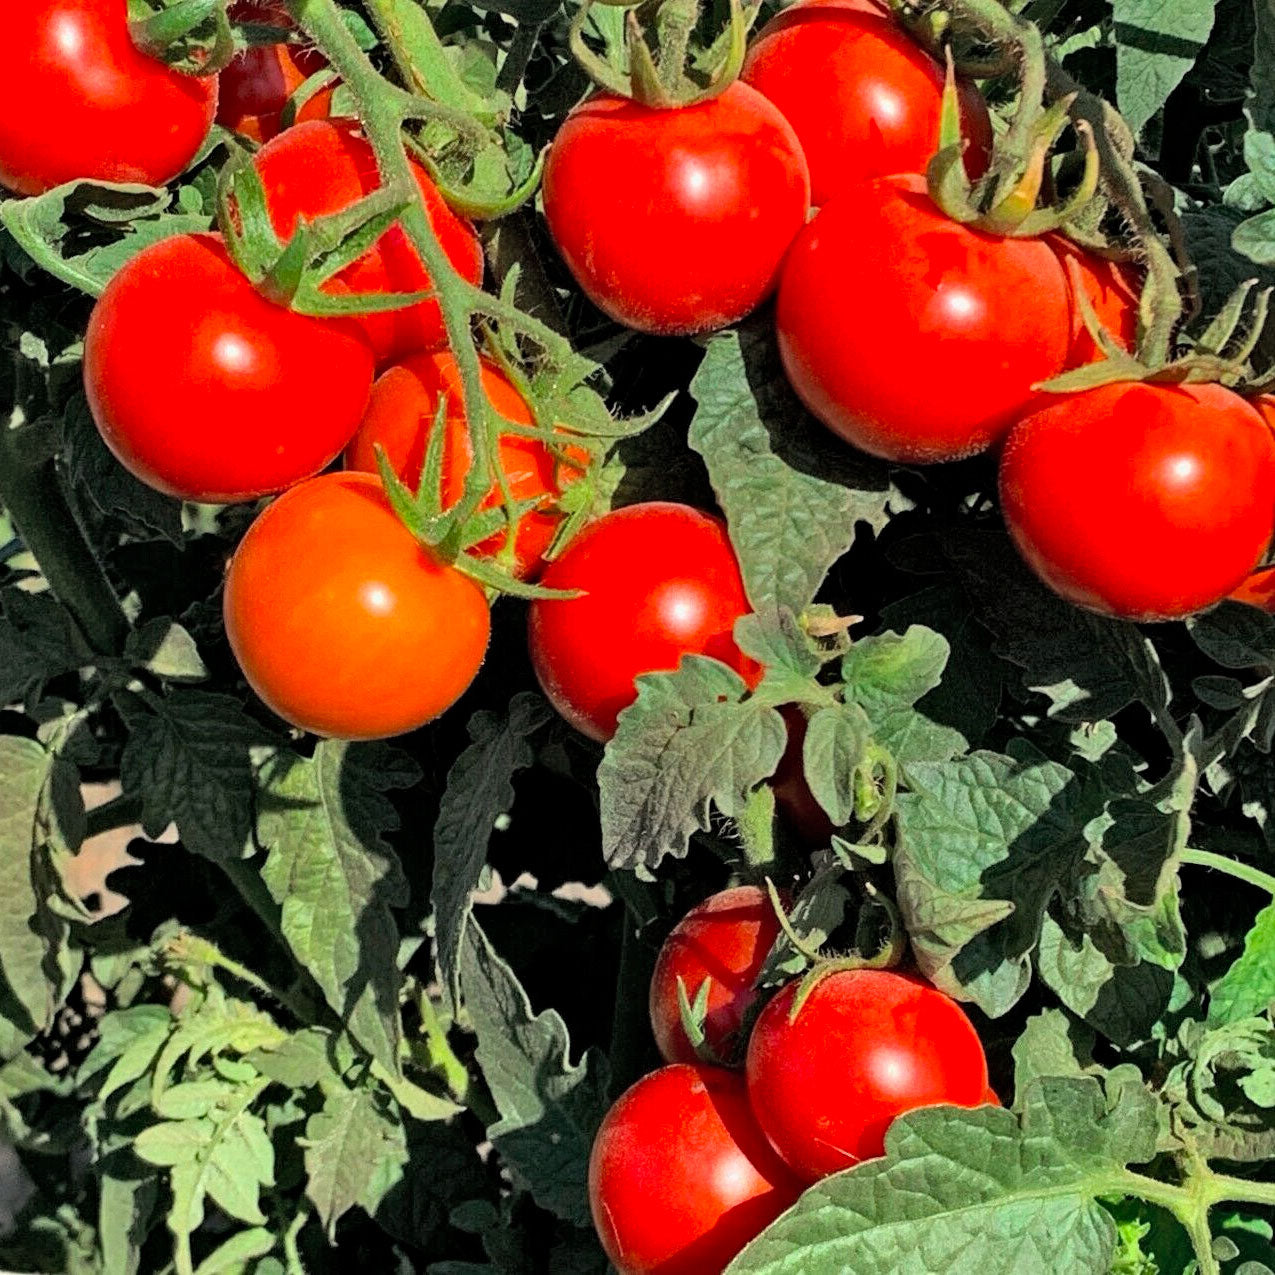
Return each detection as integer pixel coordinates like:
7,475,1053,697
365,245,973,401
224,472,490,739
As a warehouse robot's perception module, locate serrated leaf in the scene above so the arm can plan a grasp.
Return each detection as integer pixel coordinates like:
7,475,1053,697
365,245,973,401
1011,1009,1100,1105
125,619,208,684
727,1076,1159,1275
98,1165,159,1275
192,1227,274,1275
0,588,85,706
1209,900,1275,1026
1114,0,1219,135
303,1085,408,1239
460,920,609,1225
257,741,415,1074
688,323,893,615
432,693,550,1012
802,704,871,827
599,657,786,871
117,689,270,861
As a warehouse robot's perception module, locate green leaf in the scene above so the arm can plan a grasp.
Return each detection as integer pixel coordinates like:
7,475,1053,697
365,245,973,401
801,704,872,827
1011,1009,1100,1105
727,1076,1159,1274
688,323,893,615
1209,900,1275,1026
1113,0,1219,135
460,920,610,1226
117,689,271,861
0,180,211,296
98,1165,159,1275
432,693,550,1011
125,619,208,684
0,588,85,707
599,658,787,871
840,626,968,768
258,741,416,1074
303,1085,408,1240
192,1227,274,1275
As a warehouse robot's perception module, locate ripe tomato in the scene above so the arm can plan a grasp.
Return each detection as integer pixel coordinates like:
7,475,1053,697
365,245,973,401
527,503,760,742
344,352,585,579
649,886,786,1066
254,120,484,365
218,2,334,143
1000,382,1275,621
777,175,1073,464
1053,240,1140,365
771,706,836,844
1229,565,1275,610
542,82,810,336
0,0,218,196
745,968,988,1180
224,472,490,739
83,233,374,503
743,0,992,207
589,1063,802,1275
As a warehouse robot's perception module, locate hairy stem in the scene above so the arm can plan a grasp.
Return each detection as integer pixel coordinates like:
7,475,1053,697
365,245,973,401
1180,847,1275,897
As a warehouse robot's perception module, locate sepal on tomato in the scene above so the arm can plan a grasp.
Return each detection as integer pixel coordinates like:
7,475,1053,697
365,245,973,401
129,0,237,75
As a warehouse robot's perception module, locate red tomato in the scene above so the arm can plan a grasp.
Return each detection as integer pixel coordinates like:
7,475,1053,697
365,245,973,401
0,0,218,196
649,887,786,1066
1229,565,1275,610
771,706,836,844
254,119,484,365
224,472,490,738
1000,382,1275,621
344,352,585,579
527,503,760,742
743,0,992,207
777,175,1073,464
542,82,810,336
981,1083,1002,1106
83,233,374,503
745,969,988,1180
589,1063,802,1275
1053,241,1140,365
218,2,334,143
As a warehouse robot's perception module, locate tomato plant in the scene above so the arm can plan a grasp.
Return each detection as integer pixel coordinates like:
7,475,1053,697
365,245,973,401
588,1063,802,1275
83,232,375,502
527,502,760,741
776,174,1074,463
344,350,584,579
745,969,989,1180
254,118,484,364
1000,382,1275,621
224,471,490,738
542,82,810,336
648,886,785,1065
742,0,992,207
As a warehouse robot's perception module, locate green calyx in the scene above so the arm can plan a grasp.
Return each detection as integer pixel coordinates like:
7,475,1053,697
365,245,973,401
129,0,237,75
569,0,751,110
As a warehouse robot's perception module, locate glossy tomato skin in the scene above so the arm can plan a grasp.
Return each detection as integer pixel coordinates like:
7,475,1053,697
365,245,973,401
589,1063,802,1275
218,2,333,143
254,120,484,364
743,0,991,207
543,82,810,336
1000,382,1275,621
777,176,1072,464
224,472,490,739
83,233,374,503
745,969,988,1181
527,503,760,742
649,886,786,1066
0,0,218,196
344,352,584,579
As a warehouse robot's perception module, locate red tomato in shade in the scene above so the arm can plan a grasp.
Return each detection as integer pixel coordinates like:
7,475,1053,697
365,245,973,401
743,0,992,207
1230,565,1275,610
589,1064,803,1275
776,175,1073,465
224,472,490,739
344,352,586,579
527,503,760,742
1000,382,1275,621
218,2,334,143
253,119,484,365
771,706,836,845
649,887,786,1066
0,0,218,196
745,969,988,1181
542,82,810,336
83,233,374,503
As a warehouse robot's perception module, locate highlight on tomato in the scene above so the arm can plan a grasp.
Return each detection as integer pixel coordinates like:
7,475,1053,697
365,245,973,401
344,351,586,580
224,472,491,740
83,232,375,503
527,502,761,742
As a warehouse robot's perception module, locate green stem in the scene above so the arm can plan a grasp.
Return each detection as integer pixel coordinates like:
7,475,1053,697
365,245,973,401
1180,848,1275,897
0,425,130,657
84,791,143,841
415,987,494,1120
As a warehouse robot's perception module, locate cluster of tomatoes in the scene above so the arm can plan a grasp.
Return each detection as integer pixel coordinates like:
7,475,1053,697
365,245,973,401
590,885,992,1274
